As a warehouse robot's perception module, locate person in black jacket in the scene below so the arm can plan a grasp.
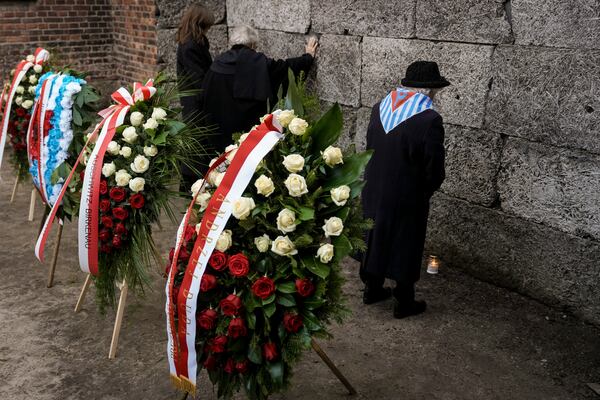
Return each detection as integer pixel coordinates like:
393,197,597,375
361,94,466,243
360,61,449,319
201,25,318,154
176,3,215,190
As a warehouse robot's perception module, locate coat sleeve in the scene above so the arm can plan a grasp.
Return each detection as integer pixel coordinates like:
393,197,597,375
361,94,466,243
179,42,213,89
423,114,446,197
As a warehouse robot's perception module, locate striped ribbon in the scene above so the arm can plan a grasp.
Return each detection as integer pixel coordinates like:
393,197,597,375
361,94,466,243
379,88,433,134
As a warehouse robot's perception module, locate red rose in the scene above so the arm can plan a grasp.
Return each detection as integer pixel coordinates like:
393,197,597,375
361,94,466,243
235,360,249,374
15,107,25,117
114,222,127,236
184,225,196,242
197,308,218,330
112,235,123,249
209,251,228,271
99,229,111,242
101,216,113,228
295,278,315,297
203,355,218,371
109,187,126,202
283,312,303,333
99,180,108,195
100,244,112,254
179,247,190,262
112,207,128,220
224,358,235,374
263,342,278,361
99,199,111,213
227,318,247,339
200,274,217,292
219,294,242,316
252,276,275,300
228,253,249,278
210,335,228,353
129,193,145,209
79,170,86,181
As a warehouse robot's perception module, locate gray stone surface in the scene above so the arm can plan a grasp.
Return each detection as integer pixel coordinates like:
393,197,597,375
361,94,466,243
486,45,600,154
427,193,600,325
311,0,416,39
441,125,503,206
416,0,512,44
156,0,226,28
361,37,494,128
498,138,600,240
226,0,310,33
255,29,307,61
206,24,229,57
316,34,362,107
512,0,600,50
354,106,373,152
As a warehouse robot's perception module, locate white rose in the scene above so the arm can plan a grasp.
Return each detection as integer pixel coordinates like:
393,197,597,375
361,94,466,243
195,191,211,211
129,177,145,192
316,243,335,263
15,86,24,94
288,117,309,136
102,162,116,177
225,144,238,162
254,174,275,197
214,172,225,187
232,197,256,220
29,75,37,85
151,107,167,120
276,208,296,233
282,154,305,173
330,185,351,206
322,217,344,238
277,109,295,127
21,100,33,110
271,236,298,256
28,86,36,94
216,229,233,252
191,179,206,196
15,96,23,105
322,145,344,167
26,55,35,62
115,169,132,187
130,155,150,174
143,117,158,131
122,126,138,144
284,173,308,197
119,146,132,158
130,111,144,127
143,145,158,157
254,234,271,253
33,64,43,73
107,141,121,155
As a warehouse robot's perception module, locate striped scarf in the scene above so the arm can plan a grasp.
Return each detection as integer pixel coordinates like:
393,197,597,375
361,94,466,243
379,88,433,134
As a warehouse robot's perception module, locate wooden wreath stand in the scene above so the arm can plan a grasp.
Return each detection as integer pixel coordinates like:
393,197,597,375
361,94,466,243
35,205,64,288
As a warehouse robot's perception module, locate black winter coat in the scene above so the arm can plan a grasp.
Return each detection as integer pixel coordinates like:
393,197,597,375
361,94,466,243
177,37,212,123
361,106,445,283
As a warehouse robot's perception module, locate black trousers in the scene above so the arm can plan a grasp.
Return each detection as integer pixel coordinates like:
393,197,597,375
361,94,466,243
360,267,415,304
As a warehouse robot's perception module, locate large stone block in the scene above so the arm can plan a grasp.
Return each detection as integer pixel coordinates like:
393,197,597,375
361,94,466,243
426,193,600,325
156,0,226,29
354,106,373,152
156,28,177,77
486,45,600,154
227,0,310,33
512,0,600,50
255,29,307,61
206,24,229,58
442,125,502,206
498,138,600,240
316,34,362,107
311,0,415,39
361,37,494,128
416,0,512,44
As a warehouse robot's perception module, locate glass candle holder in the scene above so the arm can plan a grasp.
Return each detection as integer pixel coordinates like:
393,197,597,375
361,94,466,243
427,255,440,274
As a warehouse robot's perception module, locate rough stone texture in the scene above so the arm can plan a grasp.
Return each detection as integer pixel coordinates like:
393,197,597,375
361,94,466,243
512,0,600,50
441,125,503,206
206,24,230,57
416,0,512,44
354,106,373,152
316,35,362,107
361,37,494,128
227,0,310,33
255,29,307,61
156,0,226,28
486,45,600,154
427,193,600,325
498,138,600,240
311,0,416,39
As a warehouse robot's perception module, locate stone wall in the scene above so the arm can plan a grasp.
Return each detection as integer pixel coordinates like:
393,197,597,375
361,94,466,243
156,0,600,324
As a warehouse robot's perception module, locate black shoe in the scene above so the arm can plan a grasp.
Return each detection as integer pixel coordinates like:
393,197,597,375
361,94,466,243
393,299,427,319
363,287,392,305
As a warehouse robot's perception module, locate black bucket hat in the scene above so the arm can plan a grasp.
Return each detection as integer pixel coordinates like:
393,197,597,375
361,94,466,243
401,61,450,89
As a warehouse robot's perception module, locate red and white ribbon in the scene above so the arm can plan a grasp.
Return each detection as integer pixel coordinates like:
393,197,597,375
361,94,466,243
165,114,283,394
0,48,49,173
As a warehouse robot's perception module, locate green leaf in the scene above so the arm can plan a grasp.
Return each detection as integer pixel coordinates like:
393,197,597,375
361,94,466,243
293,233,313,248
301,311,322,332
284,69,304,116
151,130,167,145
304,298,327,310
332,234,353,263
248,337,263,364
166,119,186,135
262,293,276,306
247,312,257,330
75,92,85,108
301,256,330,279
268,361,284,387
323,150,373,190
337,206,350,222
298,206,315,221
276,281,296,294
349,180,366,198
72,108,83,126
276,293,296,307
263,302,276,318
311,103,343,152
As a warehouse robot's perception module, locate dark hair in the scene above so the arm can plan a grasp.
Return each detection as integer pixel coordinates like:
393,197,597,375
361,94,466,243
176,4,215,45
